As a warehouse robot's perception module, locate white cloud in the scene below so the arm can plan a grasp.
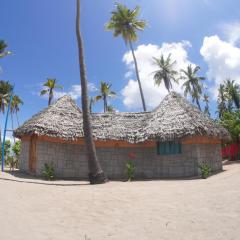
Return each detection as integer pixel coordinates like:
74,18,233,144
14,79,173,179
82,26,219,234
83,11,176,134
200,35,240,99
54,85,81,100
122,41,195,110
40,83,97,101
222,22,240,45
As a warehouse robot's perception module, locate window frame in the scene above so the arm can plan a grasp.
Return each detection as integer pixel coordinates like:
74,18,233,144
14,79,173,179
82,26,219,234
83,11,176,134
157,141,182,155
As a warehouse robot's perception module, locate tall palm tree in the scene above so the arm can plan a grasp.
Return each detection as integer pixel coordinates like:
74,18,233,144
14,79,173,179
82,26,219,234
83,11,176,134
152,54,178,93
224,79,240,110
76,0,107,184
106,3,147,111
217,84,228,119
181,65,205,110
10,95,23,127
89,97,96,114
95,81,116,112
0,81,13,147
106,105,116,113
0,40,11,58
203,94,210,116
0,81,12,112
40,78,63,106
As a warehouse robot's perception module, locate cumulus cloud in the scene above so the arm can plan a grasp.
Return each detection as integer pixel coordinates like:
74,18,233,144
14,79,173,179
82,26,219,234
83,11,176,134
200,35,240,99
54,85,81,100
43,83,97,101
121,41,195,110
222,22,240,45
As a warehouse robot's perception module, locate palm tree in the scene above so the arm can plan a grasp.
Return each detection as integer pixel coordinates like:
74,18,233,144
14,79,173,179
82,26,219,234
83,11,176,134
106,105,116,113
40,78,63,106
224,79,240,110
181,65,205,110
217,84,228,119
0,81,13,147
152,54,178,93
203,94,210,116
0,81,12,112
76,0,107,184
11,95,23,127
89,97,96,114
95,81,116,112
0,40,11,58
106,3,147,111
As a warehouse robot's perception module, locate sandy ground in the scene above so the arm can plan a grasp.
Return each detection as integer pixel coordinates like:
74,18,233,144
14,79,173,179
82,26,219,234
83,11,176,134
0,163,239,240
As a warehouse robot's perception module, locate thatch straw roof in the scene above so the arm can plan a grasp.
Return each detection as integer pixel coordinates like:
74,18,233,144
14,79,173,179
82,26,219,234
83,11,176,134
14,92,229,143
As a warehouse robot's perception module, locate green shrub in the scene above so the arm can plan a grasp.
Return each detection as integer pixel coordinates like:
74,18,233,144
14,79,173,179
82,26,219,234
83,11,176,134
43,163,55,181
126,161,135,181
6,156,18,170
199,164,211,179
12,141,21,158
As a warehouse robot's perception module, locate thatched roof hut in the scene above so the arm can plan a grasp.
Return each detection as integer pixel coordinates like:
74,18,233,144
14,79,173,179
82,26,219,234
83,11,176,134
14,92,229,143
15,92,229,179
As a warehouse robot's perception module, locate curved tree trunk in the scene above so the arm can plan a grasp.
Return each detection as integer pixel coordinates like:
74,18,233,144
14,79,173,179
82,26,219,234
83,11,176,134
48,89,53,106
129,40,147,112
196,98,201,111
16,112,20,127
192,84,201,111
103,94,107,113
76,0,107,184
10,112,15,143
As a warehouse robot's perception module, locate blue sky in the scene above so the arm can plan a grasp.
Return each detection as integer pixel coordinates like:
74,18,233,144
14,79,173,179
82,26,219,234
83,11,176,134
1,0,240,132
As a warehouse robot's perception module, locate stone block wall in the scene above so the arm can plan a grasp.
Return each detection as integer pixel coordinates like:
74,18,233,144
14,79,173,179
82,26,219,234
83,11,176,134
36,141,88,178
18,139,223,179
97,144,198,179
19,141,29,172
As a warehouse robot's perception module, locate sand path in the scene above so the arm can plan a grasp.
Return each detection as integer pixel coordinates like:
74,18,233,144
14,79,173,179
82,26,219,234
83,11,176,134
0,162,239,240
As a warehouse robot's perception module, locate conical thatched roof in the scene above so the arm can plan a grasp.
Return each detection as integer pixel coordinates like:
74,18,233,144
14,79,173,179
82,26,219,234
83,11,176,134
14,92,230,143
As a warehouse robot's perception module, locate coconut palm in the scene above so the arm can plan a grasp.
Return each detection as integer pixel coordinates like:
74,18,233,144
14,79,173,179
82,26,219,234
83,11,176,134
0,81,12,111
0,40,11,58
76,0,107,184
106,3,147,111
224,79,240,110
95,81,116,112
181,65,205,110
152,54,178,93
40,78,63,106
11,95,23,127
106,105,116,113
217,84,228,118
89,97,96,114
203,94,210,116
0,81,13,147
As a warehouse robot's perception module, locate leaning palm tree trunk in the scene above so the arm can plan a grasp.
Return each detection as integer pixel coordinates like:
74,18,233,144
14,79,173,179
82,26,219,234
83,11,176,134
196,98,201,111
16,112,20,127
129,40,147,112
48,89,53,106
76,0,107,184
10,112,16,143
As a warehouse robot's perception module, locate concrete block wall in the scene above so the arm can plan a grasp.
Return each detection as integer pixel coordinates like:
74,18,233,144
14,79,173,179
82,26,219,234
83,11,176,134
97,145,198,179
194,144,222,173
36,141,88,179
19,140,223,179
19,141,29,172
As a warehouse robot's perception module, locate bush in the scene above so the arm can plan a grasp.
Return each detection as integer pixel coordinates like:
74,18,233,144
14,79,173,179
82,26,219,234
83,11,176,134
6,156,18,170
43,163,55,181
126,161,135,181
12,141,21,158
199,164,211,179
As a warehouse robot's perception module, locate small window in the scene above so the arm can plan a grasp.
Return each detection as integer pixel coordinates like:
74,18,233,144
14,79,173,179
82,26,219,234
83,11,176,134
157,141,182,155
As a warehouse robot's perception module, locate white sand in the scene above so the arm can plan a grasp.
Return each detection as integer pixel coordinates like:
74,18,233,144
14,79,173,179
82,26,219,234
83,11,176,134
0,162,239,240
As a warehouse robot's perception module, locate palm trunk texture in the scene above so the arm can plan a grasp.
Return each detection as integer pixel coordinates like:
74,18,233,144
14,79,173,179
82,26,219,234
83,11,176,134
129,40,147,112
76,0,107,184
